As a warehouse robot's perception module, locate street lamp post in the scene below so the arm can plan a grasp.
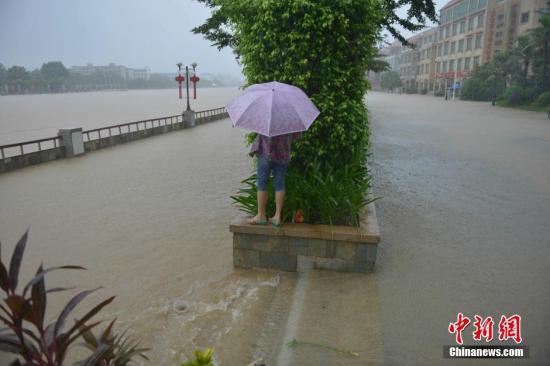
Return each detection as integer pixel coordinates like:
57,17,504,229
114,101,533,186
176,62,200,128
175,62,200,111
185,66,191,111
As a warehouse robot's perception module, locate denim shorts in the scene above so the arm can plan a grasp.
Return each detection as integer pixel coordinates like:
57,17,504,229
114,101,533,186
257,154,288,192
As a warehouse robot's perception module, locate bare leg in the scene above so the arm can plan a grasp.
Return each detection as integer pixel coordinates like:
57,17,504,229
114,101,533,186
271,190,285,225
249,191,268,223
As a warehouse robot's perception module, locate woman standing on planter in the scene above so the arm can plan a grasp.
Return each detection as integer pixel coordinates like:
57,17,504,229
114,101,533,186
225,81,320,226
247,132,301,227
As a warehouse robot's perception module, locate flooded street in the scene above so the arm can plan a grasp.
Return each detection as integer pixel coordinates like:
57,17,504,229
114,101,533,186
368,92,550,365
0,90,549,365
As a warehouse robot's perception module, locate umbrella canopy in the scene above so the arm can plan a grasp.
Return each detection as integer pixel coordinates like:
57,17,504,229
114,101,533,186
226,81,320,137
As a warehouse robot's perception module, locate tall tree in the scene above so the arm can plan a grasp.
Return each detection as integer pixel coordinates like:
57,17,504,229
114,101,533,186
530,14,550,92
191,0,437,50
40,61,68,92
0,63,5,82
6,65,30,93
0,63,6,93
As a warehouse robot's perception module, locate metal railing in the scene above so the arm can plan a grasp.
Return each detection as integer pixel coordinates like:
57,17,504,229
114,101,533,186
1,107,229,159
0,136,62,159
196,107,228,120
82,114,183,142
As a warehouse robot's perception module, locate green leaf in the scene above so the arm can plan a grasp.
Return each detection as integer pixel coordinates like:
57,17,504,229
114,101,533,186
9,228,29,292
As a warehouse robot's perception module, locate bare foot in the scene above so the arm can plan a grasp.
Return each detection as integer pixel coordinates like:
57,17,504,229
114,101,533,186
247,215,267,225
269,216,282,227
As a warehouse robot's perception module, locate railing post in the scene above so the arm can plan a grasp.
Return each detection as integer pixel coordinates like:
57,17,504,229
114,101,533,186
58,128,85,157
183,110,196,128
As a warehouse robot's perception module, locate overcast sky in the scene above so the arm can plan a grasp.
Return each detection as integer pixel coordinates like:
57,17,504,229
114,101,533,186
0,0,449,75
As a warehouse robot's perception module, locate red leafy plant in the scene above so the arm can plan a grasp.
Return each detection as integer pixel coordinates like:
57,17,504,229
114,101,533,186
0,229,148,365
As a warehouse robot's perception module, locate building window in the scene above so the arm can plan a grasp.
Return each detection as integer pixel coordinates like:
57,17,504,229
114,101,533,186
466,36,473,50
470,0,479,10
464,57,471,70
436,62,441,73
449,59,455,71
451,41,456,54
473,56,480,67
460,20,466,33
521,12,529,24
468,17,475,31
443,61,448,72
457,58,463,71
439,29,444,41
438,44,443,56
445,25,451,38
444,42,449,55
478,12,485,28
475,33,483,49
458,39,465,52
452,22,458,36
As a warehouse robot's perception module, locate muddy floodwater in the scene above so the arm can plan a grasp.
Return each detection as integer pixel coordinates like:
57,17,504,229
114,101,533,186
0,87,242,145
1,90,549,365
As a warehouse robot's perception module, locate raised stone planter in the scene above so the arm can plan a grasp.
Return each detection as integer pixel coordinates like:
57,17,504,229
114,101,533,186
230,202,380,273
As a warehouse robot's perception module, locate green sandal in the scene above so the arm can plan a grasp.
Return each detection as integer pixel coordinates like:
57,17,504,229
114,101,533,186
270,219,283,228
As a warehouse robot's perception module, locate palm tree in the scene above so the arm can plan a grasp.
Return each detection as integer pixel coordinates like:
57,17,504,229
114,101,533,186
516,35,534,86
527,14,550,91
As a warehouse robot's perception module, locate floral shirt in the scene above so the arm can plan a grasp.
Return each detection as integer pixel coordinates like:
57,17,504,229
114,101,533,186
250,132,301,164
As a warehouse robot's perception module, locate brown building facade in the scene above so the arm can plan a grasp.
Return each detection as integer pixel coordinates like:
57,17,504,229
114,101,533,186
379,0,549,93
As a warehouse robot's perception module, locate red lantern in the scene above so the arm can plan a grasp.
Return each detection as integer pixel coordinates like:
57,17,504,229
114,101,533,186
190,74,200,99
175,74,185,99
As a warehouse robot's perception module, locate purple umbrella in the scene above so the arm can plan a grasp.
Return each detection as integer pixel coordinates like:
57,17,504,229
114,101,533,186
226,81,320,137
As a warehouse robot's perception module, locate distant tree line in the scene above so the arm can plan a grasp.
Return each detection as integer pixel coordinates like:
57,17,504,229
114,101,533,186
0,61,242,95
461,14,550,108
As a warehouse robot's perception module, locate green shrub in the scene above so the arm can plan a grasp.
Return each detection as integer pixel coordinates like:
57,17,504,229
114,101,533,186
434,90,445,97
498,85,529,106
534,91,550,106
181,348,213,366
420,89,428,95
201,0,384,224
231,152,377,226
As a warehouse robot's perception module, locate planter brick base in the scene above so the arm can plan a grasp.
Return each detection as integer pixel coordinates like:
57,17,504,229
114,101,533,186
230,202,380,273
